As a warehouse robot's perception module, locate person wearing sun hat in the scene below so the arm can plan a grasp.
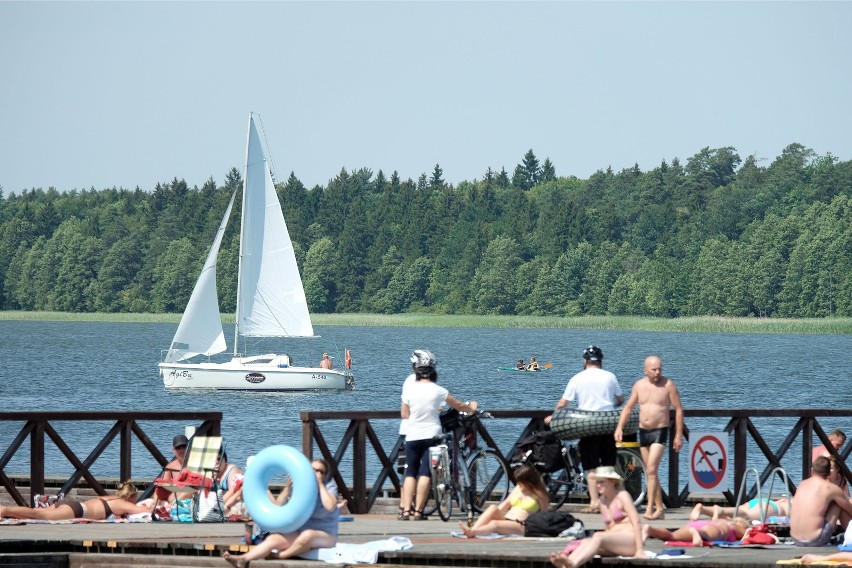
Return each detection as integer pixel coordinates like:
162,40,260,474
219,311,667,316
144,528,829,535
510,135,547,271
549,465,644,568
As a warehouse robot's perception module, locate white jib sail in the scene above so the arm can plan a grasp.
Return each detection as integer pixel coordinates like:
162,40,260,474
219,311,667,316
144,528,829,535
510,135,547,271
164,190,237,362
237,116,314,338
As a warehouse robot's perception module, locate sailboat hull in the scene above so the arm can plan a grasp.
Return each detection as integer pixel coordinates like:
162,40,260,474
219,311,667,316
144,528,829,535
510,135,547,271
159,359,353,391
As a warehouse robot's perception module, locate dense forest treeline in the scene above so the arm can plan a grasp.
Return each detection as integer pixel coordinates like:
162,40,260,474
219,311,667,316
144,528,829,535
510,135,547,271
1,143,851,318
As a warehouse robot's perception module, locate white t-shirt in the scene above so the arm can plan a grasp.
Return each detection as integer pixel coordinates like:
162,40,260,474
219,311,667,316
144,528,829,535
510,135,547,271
401,379,450,442
398,373,416,436
561,367,623,411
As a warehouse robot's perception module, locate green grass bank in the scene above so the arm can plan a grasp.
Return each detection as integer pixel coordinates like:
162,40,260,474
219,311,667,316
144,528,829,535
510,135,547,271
1,311,850,334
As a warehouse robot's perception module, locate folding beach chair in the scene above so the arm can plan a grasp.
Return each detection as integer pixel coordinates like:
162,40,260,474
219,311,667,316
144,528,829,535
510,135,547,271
154,435,225,522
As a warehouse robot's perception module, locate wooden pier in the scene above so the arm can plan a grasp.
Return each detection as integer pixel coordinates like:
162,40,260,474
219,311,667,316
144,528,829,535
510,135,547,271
0,503,830,567
3,410,852,566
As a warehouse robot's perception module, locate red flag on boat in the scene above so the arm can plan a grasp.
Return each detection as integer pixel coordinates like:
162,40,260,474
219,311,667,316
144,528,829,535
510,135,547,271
345,349,352,369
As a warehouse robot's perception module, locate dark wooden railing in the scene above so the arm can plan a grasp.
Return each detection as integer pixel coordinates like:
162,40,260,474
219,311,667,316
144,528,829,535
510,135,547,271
4,409,848,514
679,409,852,505
0,412,222,506
302,409,852,514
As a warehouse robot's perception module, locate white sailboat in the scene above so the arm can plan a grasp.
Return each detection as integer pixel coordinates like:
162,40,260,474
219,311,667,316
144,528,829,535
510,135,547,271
158,114,354,391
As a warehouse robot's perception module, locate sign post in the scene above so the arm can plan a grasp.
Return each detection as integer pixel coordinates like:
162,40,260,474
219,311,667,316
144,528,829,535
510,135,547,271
689,432,729,494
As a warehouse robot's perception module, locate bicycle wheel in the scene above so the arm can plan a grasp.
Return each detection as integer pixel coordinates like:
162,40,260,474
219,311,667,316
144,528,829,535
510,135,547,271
433,478,455,521
466,449,511,513
615,447,647,506
422,487,437,517
544,468,572,510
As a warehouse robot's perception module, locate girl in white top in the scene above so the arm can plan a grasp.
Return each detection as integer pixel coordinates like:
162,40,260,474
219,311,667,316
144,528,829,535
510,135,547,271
399,350,476,521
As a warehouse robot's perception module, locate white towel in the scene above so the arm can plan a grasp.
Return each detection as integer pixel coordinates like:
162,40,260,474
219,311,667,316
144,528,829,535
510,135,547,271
297,536,413,564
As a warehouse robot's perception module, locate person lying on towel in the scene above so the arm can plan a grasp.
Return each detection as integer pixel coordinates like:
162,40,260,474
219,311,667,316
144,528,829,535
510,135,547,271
0,480,151,521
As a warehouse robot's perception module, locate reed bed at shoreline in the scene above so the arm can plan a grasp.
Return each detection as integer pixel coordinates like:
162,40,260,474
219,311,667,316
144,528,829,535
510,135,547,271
1,311,850,334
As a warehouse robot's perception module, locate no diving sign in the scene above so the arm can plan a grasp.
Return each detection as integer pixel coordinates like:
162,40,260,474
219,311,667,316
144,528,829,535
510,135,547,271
689,432,729,493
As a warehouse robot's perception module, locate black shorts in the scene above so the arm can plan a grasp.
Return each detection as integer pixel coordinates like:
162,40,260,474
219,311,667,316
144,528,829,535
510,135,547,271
639,427,669,447
578,434,616,471
404,438,434,478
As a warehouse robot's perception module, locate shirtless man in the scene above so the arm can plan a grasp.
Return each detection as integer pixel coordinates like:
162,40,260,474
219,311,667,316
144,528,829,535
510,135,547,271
790,456,852,546
812,428,846,462
614,355,683,520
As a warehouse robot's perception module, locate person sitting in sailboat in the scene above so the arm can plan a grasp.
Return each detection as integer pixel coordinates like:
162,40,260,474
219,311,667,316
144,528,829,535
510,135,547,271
320,353,333,370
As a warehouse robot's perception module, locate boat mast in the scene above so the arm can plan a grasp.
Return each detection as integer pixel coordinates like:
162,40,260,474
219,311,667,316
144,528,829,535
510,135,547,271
233,113,254,357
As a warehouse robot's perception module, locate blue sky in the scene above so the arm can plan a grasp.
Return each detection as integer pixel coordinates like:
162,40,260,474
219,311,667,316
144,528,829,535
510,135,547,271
1,1,850,194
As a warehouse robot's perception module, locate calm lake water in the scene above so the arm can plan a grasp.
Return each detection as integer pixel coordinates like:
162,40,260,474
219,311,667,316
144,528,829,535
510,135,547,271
2,320,850,489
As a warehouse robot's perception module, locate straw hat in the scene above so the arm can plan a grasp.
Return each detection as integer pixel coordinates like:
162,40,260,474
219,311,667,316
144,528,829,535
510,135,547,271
594,466,623,481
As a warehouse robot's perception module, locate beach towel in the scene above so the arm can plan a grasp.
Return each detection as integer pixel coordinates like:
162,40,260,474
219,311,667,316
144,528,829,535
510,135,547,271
296,536,413,564
450,531,511,539
664,540,712,547
777,560,851,565
715,541,796,549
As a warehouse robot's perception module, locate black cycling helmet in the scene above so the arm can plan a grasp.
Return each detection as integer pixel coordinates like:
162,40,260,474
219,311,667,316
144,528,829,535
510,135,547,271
583,345,603,362
410,349,436,370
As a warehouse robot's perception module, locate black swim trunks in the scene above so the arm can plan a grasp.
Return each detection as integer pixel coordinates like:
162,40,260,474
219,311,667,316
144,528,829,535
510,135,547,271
639,427,669,447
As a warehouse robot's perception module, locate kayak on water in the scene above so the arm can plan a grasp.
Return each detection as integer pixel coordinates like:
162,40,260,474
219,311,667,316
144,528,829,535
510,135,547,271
496,367,551,372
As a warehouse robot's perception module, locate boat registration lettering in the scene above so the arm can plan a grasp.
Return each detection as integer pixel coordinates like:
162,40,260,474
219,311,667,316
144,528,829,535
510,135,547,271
246,373,266,384
311,374,327,380
168,370,192,379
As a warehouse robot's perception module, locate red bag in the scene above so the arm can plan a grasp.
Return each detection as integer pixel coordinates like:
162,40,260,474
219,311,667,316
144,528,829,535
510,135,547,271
741,523,779,545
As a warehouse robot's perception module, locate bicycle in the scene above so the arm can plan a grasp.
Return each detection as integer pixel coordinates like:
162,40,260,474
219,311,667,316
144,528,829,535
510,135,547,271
511,431,646,510
425,408,512,522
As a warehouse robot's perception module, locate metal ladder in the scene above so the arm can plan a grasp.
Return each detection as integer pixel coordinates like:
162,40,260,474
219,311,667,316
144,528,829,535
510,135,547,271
733,466,790,523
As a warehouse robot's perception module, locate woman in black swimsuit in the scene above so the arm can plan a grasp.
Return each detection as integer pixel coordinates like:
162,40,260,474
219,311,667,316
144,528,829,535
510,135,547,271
0,480,152,520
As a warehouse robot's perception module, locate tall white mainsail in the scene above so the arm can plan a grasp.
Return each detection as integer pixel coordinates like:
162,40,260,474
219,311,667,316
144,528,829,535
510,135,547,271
164,190,237,362
235,115,314,347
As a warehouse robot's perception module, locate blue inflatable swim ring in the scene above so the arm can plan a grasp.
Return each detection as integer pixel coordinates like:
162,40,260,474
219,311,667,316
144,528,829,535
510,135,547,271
243,445,317,532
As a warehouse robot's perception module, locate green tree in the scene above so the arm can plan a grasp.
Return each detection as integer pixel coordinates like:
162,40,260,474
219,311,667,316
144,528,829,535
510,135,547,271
150,238,200,312
470,236,523,314
304,237,337,313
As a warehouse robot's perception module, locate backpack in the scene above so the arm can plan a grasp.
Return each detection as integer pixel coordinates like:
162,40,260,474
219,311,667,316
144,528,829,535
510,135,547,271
524,510,585,538
514,430,564,472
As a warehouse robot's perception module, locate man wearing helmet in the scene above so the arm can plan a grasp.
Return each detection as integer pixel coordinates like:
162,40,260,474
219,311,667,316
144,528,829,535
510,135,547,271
546,345,625,513
400,350,477,520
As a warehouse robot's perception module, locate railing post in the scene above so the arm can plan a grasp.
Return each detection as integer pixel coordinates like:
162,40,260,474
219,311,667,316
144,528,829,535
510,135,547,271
352,419,367,514
120,420,132,483
301,416,314,460
667,437,680,507
802,417,814,479
733,417,748,498
30,420,45,506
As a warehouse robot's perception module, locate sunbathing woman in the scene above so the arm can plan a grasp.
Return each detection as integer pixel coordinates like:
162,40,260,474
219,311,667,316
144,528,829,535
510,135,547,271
0,480,151,520
550,466,644,568
690,497,790,521
223,459,339,567
458,464,549,537
644,516,749,546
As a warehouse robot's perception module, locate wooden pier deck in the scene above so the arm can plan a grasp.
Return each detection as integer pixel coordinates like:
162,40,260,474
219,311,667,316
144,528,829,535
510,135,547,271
0,504,831,568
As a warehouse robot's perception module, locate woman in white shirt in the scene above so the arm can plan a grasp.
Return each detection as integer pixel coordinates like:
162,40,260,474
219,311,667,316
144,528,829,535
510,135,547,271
400,350,477,521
